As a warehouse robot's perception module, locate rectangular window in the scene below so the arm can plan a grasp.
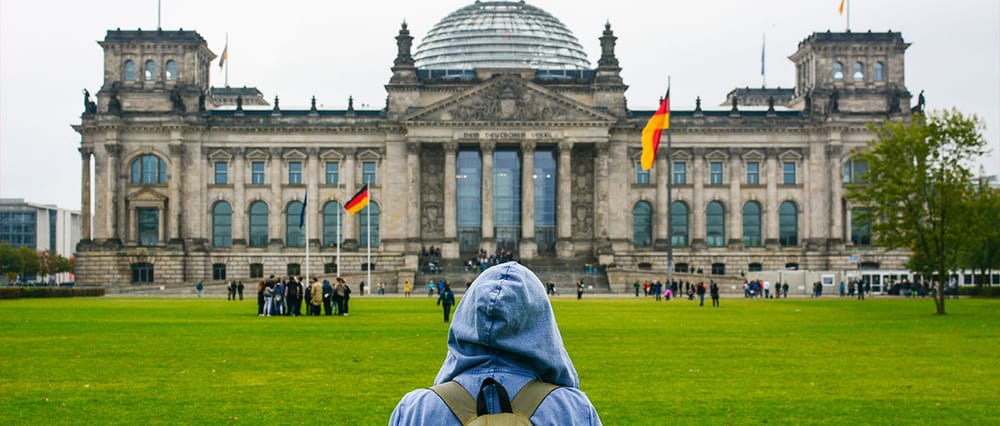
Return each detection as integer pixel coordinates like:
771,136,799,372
249,263,264,279
212,263,226,280
325,162,339,185
137,208,159,246
710,162,723,185
324,263,338,274
783,162,796,185
251,161,265,185
287,263,301,277
288,161,302,184
131,263,154,283
214,162,228,184
636,161,650,185
746,162,760,184
362,161,377,185
673,162,686,185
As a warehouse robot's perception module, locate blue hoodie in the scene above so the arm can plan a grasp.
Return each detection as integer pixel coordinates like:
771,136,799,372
389,262,602,425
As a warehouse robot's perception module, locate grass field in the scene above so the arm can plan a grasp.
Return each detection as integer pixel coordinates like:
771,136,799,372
1,295,997,425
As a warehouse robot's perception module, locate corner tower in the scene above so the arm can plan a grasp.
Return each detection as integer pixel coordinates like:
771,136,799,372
789,31,910,115
96,29,215,115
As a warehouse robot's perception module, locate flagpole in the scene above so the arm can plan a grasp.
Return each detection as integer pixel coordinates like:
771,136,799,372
761,34,766,88
366,199,372,295
665,77,673,298
336,202,341,277
305,195,310,286
847,0,851,32
224,33,229,87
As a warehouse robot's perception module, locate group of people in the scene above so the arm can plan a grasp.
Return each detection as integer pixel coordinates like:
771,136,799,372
630,279,720,307
225,281,245,301
463,248,517,272
256,275,352,317
743,279,789,299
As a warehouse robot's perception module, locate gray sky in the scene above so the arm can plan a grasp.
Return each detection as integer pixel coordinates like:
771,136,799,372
2,0,998,210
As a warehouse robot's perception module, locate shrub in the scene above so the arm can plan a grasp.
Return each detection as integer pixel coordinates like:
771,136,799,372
0,287,104,299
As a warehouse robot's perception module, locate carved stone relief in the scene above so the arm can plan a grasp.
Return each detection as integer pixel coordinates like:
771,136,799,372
420,144,445,237
571,145,594,238
447,82,574,122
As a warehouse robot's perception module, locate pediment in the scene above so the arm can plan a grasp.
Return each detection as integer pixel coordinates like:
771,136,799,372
743,149,766,162
705,149,729,161
127,187,168,202
357,149,382,161
320,149,344,161
404,76,617,123
779,149,803,161
246,149,270,161
282,149,307,161
207,148,233,162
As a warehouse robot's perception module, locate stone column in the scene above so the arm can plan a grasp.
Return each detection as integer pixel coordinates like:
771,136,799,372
655,147,670,247
307,147,320,246
479,141,495,249
168,141,184,241
232,148,246,246
79,147,92,240
519,141,536,259
269,147,283,246
104,142,123,242
765,148,779,247
555,140,573,258
406,142,421,241
443,142,458,240
342,148,357,243
827,145,843,242
727,148,742,247
594,143,610,241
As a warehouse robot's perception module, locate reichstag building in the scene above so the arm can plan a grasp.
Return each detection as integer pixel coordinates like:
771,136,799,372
74,0,911,289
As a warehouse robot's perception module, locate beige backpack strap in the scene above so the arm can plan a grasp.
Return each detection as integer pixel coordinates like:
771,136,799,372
429,381,477,425
510,380,561,418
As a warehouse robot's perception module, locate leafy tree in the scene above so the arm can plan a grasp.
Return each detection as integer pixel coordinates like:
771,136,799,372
847,110,987,315
55,254,73,274
0,243,20,283
959,174,1000,289
15,246,40,280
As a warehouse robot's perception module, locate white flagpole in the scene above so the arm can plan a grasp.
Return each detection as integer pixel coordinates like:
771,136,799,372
305,198,310,286
366,200,372,295
336,202,341,276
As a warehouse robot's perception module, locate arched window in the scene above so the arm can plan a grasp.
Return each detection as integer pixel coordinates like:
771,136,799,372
248,201,269,247
833,61,844,81
286,201,305,247
124,60,136,81
853,62,865,81
212,201,232,247
742,201,762,247
706,201,726,247
359,201,380,248
779,201,798,246
165,60,177,81
323,201,343,247
632,201,653,247
873,62,885,81
144,60,156,80
129,154,167,184
670,201,689,247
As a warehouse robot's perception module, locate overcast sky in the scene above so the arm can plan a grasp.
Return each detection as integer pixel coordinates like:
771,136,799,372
2,0,998,210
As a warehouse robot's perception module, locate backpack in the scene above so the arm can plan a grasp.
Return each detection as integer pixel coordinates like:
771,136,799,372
430,378,560,426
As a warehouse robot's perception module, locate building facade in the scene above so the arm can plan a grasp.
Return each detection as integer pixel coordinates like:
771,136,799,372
0,198,81,282
73,1,911,288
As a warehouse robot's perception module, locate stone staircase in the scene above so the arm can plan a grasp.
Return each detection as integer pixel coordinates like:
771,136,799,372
414,256,611,294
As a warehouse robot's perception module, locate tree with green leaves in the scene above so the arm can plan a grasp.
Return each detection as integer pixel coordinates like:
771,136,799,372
847,110,988,315
0,243,20,283
959,174,1000,290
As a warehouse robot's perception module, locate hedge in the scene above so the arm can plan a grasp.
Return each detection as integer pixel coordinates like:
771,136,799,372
0,287,105,299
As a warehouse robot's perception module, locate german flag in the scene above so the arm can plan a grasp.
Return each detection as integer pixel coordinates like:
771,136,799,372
641,90,670,171
344,184,369,216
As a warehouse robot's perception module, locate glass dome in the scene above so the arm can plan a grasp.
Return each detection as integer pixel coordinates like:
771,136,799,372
414,1,591,70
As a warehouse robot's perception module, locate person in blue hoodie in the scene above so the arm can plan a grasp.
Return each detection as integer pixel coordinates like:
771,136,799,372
389,261,602,425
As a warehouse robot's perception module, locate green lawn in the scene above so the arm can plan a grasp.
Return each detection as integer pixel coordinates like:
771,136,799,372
1,296,997,425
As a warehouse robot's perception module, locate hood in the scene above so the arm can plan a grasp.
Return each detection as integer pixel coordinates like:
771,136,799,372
433,262,580,388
